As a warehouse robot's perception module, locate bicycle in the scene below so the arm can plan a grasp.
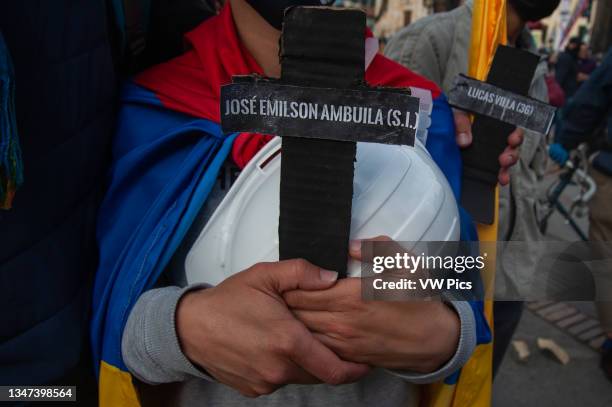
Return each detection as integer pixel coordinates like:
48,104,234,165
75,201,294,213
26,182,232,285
539,143,597,241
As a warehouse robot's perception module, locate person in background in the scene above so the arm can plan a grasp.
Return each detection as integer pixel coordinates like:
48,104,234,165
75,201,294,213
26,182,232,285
556,37,582,99
543,49,566,108
384,0,560,376
577,43,597,86
0,2,117,403
549,48,612,383
0,1,222,402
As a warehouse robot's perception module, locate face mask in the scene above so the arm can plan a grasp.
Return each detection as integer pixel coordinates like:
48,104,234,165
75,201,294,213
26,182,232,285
246,0,335,30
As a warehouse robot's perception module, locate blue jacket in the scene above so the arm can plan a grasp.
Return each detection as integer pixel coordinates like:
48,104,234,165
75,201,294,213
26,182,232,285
556,48,612,174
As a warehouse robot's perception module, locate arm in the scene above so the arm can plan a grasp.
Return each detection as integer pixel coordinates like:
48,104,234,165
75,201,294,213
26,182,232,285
122,260,370,397
556,50,612,149
122,285,213,384
390,300,477,384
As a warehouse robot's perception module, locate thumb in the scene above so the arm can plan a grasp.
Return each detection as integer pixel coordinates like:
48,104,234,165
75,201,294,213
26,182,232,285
349,236,393,261
250,259,338,294
452,109,473,148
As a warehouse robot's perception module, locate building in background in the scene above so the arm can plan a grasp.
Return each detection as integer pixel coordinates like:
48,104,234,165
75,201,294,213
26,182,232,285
343,0,463,42
344,1,608,53
589,0,612,53
537,0,602,51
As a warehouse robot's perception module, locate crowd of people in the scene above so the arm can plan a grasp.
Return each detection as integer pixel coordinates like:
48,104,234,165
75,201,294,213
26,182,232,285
547,38,612,382
0,0,610,406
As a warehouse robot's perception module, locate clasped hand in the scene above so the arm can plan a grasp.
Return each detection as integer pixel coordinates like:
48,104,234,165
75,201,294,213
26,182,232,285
176,237,460,397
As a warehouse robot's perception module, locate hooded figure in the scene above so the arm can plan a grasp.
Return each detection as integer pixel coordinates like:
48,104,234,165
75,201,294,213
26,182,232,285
556,36,583,98
507,0,561,22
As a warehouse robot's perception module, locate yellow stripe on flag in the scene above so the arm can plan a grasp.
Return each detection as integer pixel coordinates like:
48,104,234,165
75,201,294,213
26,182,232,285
99,361,141,407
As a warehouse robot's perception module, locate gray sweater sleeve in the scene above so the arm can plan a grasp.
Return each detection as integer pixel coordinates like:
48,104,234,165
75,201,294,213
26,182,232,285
123,288,475,386
121,285,214,385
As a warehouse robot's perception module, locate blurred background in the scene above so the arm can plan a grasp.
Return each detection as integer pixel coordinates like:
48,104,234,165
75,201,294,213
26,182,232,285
342,0,610,55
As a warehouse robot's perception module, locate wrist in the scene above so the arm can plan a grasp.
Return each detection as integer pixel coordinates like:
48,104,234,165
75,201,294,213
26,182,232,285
175,287,212,366
417,302,461,373
388,301,475,384
434,303,461,366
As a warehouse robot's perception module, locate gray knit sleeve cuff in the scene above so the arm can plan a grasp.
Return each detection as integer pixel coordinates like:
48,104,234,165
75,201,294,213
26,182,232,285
121,284,214,385
387,300,477,384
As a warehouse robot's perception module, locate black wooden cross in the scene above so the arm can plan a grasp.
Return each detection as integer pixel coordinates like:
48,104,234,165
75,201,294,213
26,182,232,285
447,46,556,225
221,6,421,277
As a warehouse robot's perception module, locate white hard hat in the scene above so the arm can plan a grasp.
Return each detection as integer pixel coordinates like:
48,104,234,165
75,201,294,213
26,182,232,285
184,137,460,285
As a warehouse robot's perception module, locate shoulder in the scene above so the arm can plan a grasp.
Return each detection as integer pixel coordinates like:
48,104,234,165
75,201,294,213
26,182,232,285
366,53,442,98
385,6,466,68
113,80,217,159
390,5,462,42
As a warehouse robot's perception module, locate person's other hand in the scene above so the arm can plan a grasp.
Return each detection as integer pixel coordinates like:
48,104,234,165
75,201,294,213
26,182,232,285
549,143,569,166
284,237,460,373
453,109,523,185
176,259,370,397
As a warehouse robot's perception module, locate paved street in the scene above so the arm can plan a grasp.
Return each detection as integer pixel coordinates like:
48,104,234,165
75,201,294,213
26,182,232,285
493,171,612,406
493,303,612,407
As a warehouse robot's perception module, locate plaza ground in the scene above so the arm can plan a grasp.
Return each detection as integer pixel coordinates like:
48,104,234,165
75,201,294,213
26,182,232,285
493,170,612,406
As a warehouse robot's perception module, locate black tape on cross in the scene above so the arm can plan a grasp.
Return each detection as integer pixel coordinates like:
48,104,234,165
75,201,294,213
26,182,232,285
278,7,365,276
460,45,540,225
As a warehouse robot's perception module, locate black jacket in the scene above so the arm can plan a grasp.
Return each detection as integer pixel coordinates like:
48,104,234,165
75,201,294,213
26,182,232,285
0,0,117,386
555,50,579,98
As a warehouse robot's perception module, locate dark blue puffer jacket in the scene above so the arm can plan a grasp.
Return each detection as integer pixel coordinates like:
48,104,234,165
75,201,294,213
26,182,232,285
556,48,612,174
0,0,117,385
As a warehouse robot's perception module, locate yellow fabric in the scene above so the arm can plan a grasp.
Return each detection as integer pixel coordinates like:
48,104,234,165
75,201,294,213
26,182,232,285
99,361,141,407
467,0,508,80
422,381,456,407
451,201,498,407
450,1,507,406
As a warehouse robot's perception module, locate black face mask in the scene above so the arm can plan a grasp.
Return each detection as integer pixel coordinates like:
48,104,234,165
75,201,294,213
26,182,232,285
246,0,335,30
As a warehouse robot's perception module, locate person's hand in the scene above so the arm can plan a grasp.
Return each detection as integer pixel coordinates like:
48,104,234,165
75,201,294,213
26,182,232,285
549,143,569,166
284,238,460,373
176,259,370,397
453,109,523,185
577,72,589,82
